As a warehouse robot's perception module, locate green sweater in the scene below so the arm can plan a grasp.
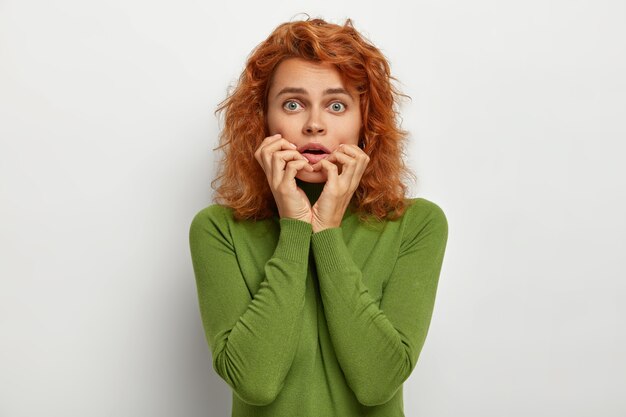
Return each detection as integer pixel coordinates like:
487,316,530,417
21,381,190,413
188,181,448,417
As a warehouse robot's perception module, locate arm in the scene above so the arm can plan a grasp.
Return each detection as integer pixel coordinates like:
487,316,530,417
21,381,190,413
311,202,448,406
189,206,312,406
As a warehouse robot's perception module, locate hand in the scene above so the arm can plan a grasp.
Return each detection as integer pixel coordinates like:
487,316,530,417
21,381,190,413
254,134,314,223
309,144,370,233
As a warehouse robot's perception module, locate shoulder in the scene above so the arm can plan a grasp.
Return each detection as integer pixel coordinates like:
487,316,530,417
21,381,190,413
189,204,236,242
403,198,447,226
190,204,234,226
189,204,277,243
397,198,448,248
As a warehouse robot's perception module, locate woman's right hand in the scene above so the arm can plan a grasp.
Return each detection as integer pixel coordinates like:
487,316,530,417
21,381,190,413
254,134,313,223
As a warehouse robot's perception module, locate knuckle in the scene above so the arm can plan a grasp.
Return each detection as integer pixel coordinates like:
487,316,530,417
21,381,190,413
276,184,290,195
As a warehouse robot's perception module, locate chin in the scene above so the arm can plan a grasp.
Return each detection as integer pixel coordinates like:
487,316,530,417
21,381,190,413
295,170,327,183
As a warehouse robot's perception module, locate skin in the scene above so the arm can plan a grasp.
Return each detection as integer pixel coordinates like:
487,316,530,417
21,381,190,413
254,57,370,232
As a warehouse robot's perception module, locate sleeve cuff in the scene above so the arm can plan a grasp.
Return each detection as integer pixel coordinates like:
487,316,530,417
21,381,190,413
273,218,313,262
311,227,352,273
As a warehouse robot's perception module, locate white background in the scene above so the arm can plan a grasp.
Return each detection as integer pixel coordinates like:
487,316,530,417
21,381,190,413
1,0,625,416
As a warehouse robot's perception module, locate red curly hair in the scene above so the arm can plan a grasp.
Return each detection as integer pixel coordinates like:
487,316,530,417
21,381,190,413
213,17,412,221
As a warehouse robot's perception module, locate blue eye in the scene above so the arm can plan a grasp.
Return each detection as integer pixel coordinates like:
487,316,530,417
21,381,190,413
283,101,301,111
330,102,346,112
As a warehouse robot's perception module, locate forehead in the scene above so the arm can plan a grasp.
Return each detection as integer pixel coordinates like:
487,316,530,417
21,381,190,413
268,58,350,94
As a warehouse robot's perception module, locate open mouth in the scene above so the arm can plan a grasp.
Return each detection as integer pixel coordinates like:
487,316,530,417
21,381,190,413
302,149,326,155
298,144,330,164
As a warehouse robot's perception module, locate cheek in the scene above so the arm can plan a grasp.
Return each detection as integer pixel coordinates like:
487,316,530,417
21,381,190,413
335,116,362,145
266,109,279,133
267,111,298,136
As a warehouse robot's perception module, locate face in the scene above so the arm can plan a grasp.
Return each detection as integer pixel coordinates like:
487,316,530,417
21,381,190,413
266,57,363,183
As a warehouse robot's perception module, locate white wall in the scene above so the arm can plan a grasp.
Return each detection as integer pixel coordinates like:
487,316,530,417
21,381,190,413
1,1,625,416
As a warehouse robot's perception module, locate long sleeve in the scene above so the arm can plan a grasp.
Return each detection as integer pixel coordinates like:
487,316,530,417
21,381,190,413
188,206,312,406
310,201,448,406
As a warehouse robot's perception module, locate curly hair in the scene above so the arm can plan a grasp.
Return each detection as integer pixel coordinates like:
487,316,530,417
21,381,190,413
212,17,412,221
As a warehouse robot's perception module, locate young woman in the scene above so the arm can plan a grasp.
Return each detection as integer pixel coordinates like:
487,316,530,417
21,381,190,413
189,17,448,417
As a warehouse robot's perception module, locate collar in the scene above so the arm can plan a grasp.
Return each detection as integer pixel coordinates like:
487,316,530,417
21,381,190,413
296,179,325,205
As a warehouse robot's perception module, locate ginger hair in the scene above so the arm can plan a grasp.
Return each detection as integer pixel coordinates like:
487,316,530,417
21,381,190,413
212,17,412,221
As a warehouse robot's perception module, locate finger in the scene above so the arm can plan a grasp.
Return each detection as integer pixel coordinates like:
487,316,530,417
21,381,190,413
261,138,297,168
337,143,370,164
263,133,283,144
258,138,298,173
271,150,308,187
317,159,339,184
337,143,360,156
330,151,358,180
255,134,282,163
283,159,313,182
337,143,370,163
260,136,297,152
270,150,308,167
337,144,370,184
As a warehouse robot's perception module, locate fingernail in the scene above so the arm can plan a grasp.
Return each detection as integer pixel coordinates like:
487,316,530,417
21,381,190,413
291,143,297,148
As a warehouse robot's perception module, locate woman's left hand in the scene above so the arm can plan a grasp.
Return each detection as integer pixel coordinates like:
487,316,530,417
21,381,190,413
310,144,370,233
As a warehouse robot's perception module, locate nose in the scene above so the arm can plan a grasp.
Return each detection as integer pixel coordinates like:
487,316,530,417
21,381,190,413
303,111,325,135
304,123,325,135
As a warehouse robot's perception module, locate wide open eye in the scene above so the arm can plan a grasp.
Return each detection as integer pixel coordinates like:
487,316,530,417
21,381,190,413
283,100,302,111
329,102,346,113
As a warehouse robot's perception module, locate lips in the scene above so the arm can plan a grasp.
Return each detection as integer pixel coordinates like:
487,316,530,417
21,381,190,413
298,143,331,164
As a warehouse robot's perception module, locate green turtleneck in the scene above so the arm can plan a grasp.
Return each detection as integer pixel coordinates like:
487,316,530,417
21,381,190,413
188,183,448,417
296,178,324,204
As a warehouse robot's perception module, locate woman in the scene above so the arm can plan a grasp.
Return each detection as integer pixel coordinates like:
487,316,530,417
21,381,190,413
189,17,448,417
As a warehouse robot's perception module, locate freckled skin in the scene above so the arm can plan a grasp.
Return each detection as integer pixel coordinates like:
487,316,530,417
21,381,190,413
266,58,362,183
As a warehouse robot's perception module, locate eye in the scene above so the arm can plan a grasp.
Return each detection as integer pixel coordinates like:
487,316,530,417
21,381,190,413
283,100,302,111
329,102,346,113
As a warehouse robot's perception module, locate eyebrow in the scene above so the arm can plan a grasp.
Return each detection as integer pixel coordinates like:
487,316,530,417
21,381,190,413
275,87,353,99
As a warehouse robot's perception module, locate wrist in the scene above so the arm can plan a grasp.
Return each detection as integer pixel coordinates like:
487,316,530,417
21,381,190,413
279,209,311,224
281,214,311,224
312,219,341,233
277,206,311,224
